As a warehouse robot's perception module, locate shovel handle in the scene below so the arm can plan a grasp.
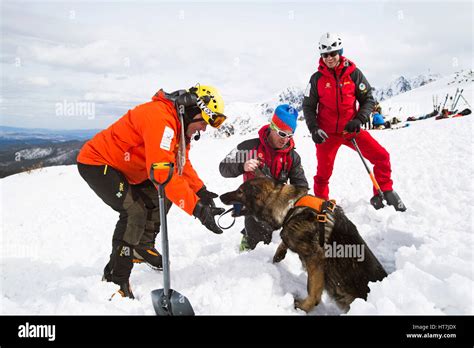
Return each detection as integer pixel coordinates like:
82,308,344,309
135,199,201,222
368,172,382,192
350,138,385,200
150,163,174,299
150,162,174,187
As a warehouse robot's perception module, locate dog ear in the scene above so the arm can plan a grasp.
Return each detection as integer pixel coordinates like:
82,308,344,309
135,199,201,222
279,183,308,202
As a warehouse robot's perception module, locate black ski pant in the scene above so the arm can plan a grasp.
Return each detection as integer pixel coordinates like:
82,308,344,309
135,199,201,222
77,163,172,284
241,216,274,250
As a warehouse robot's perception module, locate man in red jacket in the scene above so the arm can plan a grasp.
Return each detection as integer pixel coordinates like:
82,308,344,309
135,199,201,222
302,32,406,211
219,105,309,251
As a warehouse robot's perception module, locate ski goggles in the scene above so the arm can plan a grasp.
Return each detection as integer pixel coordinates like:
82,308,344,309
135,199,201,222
190,113,226,128
208,113,227,128
196,97,227,128
270,122,293,138
321,50,340,58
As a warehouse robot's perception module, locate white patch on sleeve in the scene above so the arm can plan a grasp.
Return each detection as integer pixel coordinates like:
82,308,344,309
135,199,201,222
304,83,311,97
160,126,174,151
225,147,238,161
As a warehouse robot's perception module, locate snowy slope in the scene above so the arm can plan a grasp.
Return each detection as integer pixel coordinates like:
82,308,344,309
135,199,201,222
380,70,473,120
1,82,473,315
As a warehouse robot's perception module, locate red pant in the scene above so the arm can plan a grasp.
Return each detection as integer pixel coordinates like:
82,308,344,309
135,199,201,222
314,130,393,199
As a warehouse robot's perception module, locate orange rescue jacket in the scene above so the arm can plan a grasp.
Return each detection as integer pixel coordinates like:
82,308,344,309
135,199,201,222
77,90,204,215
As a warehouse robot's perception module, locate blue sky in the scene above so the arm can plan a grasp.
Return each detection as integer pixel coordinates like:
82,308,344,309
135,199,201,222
1,0,472,129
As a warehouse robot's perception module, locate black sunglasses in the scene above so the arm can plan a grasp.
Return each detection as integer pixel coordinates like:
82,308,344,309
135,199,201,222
322,51,340,58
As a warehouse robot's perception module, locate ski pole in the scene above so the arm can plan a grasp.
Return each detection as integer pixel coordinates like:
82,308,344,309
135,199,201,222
452,89,464,110
436,95,442,111
459,93,471,108
455,89,464,108
441,93,449,111
349,136,385,202
451,88,459,110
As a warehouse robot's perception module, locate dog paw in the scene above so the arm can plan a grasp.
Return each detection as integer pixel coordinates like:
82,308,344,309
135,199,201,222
272,253,286,263
272,249,287,263
294,298,315,313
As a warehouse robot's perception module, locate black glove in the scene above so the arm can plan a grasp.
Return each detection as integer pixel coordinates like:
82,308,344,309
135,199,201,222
196,186,218,207
311,128,329,144
193,201,225,234
344,119,362,133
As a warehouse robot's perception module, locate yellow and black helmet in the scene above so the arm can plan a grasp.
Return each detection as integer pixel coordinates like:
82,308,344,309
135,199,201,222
189,85,227,128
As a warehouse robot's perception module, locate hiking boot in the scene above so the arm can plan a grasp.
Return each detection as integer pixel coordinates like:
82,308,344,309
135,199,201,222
383,190,407,212
370,195,384,210
239,235,251,252
132,246,163,270
108,281,135,300
102,270,135,300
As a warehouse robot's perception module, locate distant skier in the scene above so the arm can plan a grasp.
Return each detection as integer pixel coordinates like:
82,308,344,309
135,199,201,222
302,32,406,211
219,105,309,251
77,85,227,299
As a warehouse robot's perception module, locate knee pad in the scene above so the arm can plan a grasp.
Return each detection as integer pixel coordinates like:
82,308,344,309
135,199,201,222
122,201,147,246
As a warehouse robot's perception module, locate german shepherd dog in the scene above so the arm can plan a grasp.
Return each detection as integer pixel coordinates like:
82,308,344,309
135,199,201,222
220,177,387,313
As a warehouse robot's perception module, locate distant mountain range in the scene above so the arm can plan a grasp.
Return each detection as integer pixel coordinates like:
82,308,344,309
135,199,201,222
0,127,100,178
0,126,100,143
372,73,441,101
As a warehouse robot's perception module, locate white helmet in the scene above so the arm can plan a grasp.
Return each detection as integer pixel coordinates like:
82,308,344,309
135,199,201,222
318,32,343,54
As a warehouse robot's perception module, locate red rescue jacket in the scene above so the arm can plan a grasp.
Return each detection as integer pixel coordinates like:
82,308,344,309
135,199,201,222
302,56,375,135
243,125,294,182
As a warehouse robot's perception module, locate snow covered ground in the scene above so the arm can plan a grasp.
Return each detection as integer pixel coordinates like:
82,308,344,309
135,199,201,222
1,78,473,315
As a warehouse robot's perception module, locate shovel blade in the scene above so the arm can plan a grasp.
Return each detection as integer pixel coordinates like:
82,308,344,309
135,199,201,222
151,289,195,316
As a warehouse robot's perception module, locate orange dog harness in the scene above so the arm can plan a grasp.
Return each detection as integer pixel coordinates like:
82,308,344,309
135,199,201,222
294,195,336,246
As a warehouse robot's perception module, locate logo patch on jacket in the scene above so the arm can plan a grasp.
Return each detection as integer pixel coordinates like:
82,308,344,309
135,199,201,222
325,82,331,89
359,83,367,91
160,126,174,151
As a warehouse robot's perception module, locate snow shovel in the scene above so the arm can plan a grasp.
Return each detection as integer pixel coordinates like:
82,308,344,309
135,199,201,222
349,136,385,205
149,162,195,316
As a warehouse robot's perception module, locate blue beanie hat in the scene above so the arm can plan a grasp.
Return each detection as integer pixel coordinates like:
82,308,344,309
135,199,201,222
271,104,298,133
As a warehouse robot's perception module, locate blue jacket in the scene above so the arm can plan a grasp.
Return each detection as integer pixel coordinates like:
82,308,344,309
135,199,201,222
372,112,385,126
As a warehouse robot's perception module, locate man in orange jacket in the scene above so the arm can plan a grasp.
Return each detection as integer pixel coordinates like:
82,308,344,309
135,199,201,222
77,85,227,298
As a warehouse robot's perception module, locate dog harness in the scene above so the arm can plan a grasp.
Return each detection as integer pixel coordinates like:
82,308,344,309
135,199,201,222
294,195,336,247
